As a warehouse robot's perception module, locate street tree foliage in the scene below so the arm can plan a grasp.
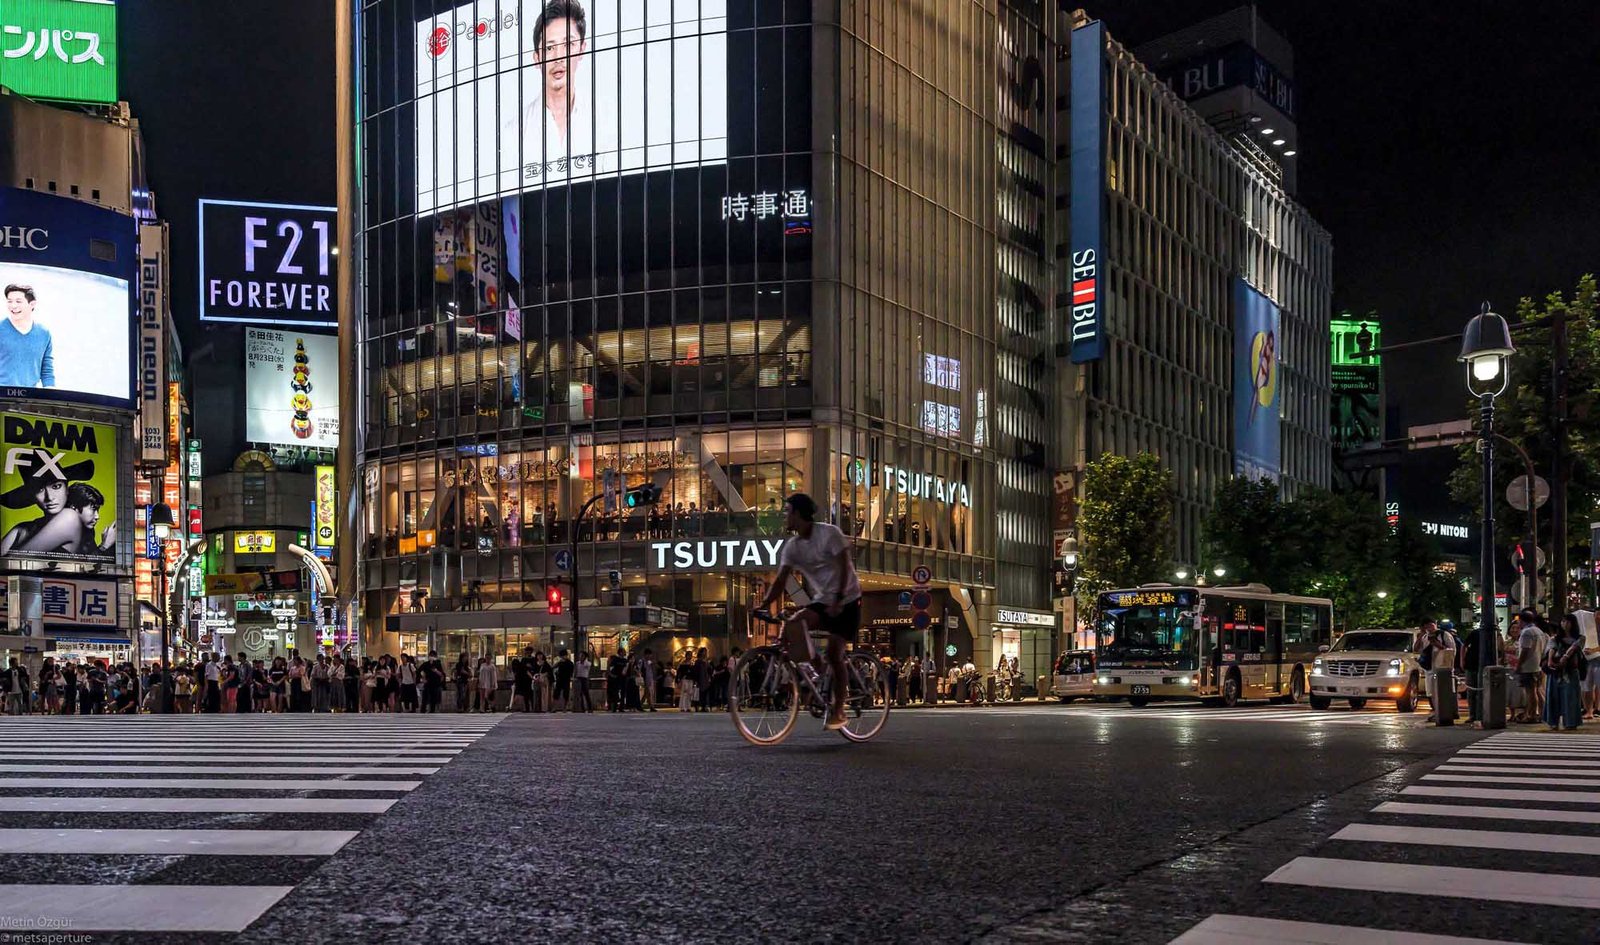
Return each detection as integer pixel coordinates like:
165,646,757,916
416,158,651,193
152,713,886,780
1448,275,1600,557
1205,479,1469,631
1077,453,1174,597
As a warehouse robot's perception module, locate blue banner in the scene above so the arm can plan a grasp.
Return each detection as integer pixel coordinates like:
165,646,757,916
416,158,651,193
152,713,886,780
1233,279,1282,482
1068,21,1105,364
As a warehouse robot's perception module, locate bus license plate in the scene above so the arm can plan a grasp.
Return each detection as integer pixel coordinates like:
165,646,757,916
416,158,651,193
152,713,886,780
1130,684,1151,695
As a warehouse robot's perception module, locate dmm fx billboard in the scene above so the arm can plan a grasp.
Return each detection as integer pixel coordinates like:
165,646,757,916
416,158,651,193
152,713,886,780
0,0,118,104
1233,279,1282,482
0,412,119,562
1068,21,1106,364
0,186,135,408
244,328,339,448
198,200,337,327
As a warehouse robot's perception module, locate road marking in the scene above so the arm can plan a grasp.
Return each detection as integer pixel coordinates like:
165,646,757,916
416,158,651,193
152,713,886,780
0,754,458,764
1171,913,1519,945
0,884,295,932
1426,772,1600,787
1374,801,1600,825
0,828,358,856
0,777,420,791
0,747,463,755
1403,784,1600,804
1333,822,1600,856
0,763,441,774
1445,756,1600,768
0,796,396,814
1265,856,1600,909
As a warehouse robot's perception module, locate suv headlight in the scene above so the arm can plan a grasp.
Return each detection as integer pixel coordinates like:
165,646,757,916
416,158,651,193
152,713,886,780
1312,658,1324,671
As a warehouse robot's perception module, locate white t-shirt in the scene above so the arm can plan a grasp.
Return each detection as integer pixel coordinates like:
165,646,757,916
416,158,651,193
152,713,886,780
1517,624,1546,674
779,522,861,606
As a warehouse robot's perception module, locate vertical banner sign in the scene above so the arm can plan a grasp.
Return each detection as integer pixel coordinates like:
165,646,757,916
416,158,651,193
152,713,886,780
137,223,168,465
1233,279,1283,482
1068,21,1106,364
314,464,336,549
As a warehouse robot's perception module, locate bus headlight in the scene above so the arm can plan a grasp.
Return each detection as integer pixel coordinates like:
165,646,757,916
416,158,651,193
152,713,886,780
1179,676,1193,686
1097,676,1109,685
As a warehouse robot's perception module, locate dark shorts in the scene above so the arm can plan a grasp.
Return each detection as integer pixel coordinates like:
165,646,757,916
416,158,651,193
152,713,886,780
806,599,862,643
1520,672,1540,691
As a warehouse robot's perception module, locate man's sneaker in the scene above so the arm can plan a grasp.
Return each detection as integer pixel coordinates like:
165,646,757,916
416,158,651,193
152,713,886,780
825,713,848,731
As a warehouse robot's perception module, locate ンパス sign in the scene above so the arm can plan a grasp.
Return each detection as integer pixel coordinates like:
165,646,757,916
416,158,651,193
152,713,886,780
199,200,337,327
0,0,118,104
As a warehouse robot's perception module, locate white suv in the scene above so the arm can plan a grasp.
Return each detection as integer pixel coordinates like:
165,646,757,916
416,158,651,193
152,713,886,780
1309,628,1424,712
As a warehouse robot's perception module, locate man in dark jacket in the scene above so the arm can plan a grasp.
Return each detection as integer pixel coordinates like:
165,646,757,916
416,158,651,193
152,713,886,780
553,649,574,710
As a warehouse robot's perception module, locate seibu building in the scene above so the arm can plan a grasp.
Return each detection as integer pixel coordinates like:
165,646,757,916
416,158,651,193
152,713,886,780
347,0,1062,675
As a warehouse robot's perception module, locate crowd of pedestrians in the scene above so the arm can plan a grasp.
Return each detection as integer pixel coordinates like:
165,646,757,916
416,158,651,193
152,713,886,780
1430,608,1597,731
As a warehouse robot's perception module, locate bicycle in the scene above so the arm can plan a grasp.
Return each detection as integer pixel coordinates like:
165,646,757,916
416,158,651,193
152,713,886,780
729,610,891,746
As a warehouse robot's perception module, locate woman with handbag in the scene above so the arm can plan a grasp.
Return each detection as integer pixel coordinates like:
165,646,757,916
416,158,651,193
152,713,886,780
1544,614,1586,731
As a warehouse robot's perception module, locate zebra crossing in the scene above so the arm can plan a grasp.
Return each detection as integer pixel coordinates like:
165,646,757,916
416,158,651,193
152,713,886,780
967,701,1418,726
0,713,501,935
1172,729,1600,944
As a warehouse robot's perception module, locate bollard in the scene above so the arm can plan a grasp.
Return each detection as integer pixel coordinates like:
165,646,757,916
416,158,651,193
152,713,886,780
1481,664,1507,730
1037,675,1051,702
1432,668,1458,726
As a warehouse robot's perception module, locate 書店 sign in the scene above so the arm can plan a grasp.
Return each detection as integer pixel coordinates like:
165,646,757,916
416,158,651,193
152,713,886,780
234,531,275,554
650,539,786,573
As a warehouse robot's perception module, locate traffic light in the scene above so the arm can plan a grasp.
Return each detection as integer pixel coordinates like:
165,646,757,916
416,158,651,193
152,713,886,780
624,483,661,509
546,585,563,615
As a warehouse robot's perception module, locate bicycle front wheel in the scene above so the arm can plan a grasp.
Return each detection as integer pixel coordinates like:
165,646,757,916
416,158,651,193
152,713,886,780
730,647,800,747
839,654,891,742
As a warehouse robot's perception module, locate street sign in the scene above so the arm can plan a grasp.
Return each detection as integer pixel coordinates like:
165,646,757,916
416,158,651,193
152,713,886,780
897,591,912,612
554,550,573,572
911,565,932,586
1512,544,1547,574
1510,576,1541,606
1507,475,1551,512
911,590,933,611
912,611,932,630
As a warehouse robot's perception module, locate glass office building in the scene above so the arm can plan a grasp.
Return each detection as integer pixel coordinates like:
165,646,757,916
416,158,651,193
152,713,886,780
352,1,1062,674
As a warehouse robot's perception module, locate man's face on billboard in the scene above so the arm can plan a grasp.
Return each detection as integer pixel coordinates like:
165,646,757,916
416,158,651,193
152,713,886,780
5,291,32,318
535,18,585,99
76,503,99,529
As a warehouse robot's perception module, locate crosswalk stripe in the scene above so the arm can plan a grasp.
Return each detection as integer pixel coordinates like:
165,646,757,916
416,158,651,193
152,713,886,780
1459,747,1600,756
0,884,295,932
0,828,358,856
1265,856,1600,909
1170,913,1519,945
0,754,458,763
1332,822,1600,856
0,763,442,774
1435,764,1600,777
0,796,397,814
0,777,421,791
1445,756,1600,768
1374,801,1600,825
1403,784,1600,804
1426,772,1600,787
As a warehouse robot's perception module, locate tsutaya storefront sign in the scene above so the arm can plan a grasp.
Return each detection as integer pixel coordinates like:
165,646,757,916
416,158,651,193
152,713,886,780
651,539,786,572
849,462,972,508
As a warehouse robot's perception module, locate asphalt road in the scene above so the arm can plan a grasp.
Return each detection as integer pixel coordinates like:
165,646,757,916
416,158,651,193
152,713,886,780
8,702,1590,944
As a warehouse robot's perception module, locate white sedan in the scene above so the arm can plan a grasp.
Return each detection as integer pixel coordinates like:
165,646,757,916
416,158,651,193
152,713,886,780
1309,628,1424,712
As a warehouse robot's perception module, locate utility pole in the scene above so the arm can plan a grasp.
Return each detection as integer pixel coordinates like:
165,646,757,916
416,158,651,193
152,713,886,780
1551,306,1570,618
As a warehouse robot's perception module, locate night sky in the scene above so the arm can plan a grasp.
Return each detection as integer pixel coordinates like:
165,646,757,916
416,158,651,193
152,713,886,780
118,1,1599,446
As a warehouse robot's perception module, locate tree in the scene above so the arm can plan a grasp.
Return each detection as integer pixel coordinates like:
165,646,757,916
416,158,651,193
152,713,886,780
1077,453,1174,598
1449,276,1600,602
1203,476,1306,592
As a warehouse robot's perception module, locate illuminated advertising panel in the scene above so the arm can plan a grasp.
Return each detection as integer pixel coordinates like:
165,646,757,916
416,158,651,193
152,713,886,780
314,464,336,548
0,411,118,562
136,223,168,464
1233,278,1282,482
197,200,337,327
1331,316,1381,450
1068,20,1106,364
0,186,134,407
415,0,730,213
243,328,339,448
0,0,118,104
234,531,276,554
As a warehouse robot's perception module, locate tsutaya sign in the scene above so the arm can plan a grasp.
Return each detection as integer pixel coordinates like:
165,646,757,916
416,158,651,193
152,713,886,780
849,462,972,508
651,539,786,572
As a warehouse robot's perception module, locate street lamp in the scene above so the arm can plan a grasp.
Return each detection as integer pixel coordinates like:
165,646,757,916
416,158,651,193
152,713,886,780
1174,565,1191,581
1212,564,1227,579
1375,590,1389,600
1461,301,1514,730
1060,530,1079,594
149,502,175,540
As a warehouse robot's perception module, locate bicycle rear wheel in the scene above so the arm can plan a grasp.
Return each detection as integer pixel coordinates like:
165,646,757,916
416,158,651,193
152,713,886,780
838,654,891,742
730,648,800,746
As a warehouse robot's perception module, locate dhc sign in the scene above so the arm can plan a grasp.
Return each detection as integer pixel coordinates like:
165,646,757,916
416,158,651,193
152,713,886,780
1069,21,1106,364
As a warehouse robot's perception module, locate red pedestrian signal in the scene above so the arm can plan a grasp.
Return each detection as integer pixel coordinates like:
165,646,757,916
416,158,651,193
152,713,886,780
547,586,563,615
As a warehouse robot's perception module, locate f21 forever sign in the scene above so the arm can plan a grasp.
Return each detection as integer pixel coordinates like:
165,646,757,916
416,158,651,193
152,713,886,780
198,199,337,328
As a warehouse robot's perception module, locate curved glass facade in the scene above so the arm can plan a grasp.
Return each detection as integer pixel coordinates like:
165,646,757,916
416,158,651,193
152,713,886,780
355,0,1015,668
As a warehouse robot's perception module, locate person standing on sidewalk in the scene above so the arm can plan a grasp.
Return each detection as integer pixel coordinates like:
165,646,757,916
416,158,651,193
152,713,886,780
572,650,593,712
454,654,472,713
640,647,658,711
1545,614,1586,731
1515,610,1548,724
553,649,574,711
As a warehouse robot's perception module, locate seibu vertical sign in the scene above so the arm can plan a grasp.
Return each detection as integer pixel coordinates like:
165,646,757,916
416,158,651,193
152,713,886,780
136,223,168,466
1068,20,1106,364
198,199,337,327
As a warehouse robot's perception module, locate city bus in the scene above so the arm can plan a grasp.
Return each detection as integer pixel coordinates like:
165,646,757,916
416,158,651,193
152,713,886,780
1090,584,1334,707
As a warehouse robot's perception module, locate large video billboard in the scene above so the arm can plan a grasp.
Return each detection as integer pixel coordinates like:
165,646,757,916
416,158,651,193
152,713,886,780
0,411,119,562
1233,278,1282,483
0,0,119,104
0,187,134,407
244,328,339,448
415,0,730,213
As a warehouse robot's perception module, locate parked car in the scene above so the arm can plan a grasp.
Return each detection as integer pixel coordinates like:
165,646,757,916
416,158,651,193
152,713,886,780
1051,649,1096,702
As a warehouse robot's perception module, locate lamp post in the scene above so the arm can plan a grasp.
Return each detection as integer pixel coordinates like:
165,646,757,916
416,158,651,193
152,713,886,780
1061,532,1079,649
161,537,207,713
1461,301,1515,730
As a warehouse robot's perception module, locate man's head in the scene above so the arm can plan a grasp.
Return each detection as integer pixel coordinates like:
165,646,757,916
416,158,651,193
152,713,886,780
784,493,818,532
533,0,587,98
4,284,35,318
65,483,104,528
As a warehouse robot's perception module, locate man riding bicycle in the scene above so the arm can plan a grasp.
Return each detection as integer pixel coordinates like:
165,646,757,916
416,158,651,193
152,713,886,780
756,493,861,730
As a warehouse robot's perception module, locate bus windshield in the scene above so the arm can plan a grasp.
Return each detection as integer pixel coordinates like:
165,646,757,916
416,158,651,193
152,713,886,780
1099,604,1192,656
